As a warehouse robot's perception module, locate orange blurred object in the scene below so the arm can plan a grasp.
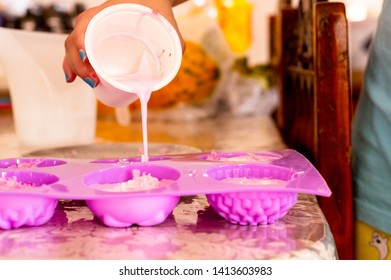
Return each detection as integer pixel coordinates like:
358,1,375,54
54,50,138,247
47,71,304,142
130,40,220,110
214,0,253,54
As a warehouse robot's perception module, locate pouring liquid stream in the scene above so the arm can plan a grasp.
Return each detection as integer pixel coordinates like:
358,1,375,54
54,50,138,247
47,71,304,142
136,85,152,163
94,13,174,163
111,42,161,163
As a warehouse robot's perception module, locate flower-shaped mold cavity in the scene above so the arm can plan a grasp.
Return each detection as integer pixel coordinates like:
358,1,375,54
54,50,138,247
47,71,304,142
90,156,171,164
200,151,283,163
0,171,59,229
205,164,299,225
84,164,181,227
0,158,66,169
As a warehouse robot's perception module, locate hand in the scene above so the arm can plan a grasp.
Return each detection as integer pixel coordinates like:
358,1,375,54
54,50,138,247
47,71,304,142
63,0,187,88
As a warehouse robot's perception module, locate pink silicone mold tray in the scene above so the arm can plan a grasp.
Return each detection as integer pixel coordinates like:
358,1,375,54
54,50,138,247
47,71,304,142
0,149,331,229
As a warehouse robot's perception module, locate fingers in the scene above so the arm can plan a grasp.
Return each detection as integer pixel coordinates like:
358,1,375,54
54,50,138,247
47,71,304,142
62,7,101,88
63,34,98,88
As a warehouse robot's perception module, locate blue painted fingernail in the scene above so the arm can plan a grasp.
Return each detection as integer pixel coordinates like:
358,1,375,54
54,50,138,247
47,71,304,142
79,49,87,62
65,72,69,82
84,77,96,88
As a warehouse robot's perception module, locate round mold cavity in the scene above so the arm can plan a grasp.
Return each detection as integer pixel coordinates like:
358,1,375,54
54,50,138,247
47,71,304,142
86,195,180,228
0,194,58,230
84,164,180,187
0,171,59,230
90,156,171,164
84,164,181,227
199,151,283,162
204,164,299,226
206,191,297,226
0,170,60,189
0,158,66,169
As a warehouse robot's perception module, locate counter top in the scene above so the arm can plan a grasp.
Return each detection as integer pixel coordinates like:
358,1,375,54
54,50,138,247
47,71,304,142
0,109,337,259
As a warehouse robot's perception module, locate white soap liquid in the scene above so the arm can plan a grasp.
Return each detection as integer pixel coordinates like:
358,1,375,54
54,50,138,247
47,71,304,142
97,33,162,163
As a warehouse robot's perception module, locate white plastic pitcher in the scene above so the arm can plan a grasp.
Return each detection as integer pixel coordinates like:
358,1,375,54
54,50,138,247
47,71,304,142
84,4,182,107
0,27,97,150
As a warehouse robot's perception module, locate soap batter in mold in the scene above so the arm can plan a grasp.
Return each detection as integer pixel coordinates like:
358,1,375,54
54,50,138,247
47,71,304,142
0,176,37,190
92,169,174,192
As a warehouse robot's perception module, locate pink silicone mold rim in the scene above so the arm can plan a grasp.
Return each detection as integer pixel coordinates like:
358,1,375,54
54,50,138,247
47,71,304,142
198,151,283,163
90,155,172,164
0,158,67,168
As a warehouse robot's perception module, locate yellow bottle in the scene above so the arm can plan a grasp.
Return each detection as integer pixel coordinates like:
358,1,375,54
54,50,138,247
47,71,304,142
214,0,253,54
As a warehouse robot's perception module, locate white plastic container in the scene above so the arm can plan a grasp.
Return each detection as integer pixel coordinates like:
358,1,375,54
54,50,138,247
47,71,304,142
0,27,97,150
84,3,183,107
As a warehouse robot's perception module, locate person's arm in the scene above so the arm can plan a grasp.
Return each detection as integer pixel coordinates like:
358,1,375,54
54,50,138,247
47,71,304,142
63,0,187,88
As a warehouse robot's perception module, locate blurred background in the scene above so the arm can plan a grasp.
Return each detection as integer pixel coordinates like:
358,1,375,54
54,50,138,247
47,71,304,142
0,0,384,120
